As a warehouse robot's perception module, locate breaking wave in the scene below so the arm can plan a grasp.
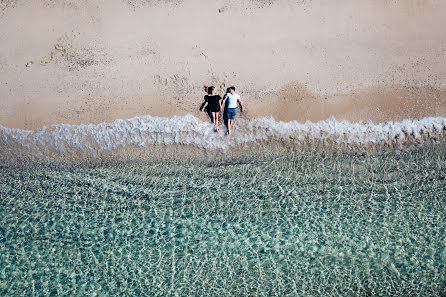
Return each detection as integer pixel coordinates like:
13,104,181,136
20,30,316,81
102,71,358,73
1,115,445,158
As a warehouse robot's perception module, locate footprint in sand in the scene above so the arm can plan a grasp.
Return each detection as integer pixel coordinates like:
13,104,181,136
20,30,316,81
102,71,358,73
40,51,55,66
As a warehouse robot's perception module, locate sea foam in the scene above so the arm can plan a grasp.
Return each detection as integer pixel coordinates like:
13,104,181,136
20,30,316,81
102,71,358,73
0,115,445,154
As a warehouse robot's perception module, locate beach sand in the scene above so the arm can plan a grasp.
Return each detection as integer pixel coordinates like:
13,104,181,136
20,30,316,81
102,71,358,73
1,0,446,129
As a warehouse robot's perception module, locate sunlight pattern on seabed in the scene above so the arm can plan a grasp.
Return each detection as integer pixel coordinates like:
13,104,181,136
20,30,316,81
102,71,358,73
0,144,445,296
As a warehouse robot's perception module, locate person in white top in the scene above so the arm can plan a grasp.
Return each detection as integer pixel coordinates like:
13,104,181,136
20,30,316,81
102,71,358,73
220,86,244,135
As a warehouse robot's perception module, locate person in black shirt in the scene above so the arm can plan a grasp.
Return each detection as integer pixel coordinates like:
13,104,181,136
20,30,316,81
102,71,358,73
201,86,222,131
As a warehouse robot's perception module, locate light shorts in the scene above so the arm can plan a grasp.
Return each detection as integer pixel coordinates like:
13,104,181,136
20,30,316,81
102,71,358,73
226,108,236,120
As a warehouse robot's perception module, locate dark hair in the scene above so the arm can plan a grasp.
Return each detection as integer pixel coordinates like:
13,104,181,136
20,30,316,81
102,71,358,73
229,86,235,91
226,87,231,94
207,86,215,95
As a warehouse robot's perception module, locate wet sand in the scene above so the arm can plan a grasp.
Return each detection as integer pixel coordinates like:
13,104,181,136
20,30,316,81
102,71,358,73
3,84,446,130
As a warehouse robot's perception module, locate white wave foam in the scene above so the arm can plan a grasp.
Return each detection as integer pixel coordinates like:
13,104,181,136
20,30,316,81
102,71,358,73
1,115,445,153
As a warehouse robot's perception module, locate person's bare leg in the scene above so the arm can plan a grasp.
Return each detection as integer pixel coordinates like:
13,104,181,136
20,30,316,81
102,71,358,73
227,119,233,135
215,113,219,131
212,112,219,131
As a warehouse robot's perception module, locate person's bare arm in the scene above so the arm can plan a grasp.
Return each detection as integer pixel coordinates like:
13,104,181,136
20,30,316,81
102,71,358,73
201,101,208,112
238,98,244,112
220,97,227,110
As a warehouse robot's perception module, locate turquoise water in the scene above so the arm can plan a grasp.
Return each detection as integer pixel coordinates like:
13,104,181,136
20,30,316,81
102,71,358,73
0,144,445,296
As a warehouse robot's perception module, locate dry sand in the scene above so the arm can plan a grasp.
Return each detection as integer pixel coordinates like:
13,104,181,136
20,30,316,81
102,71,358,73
1,0,445,129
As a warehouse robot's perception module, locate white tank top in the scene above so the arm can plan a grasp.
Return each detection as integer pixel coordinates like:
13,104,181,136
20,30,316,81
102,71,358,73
226,93,240,109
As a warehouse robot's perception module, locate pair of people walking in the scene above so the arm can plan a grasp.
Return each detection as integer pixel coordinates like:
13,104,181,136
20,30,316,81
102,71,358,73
200,86,244,135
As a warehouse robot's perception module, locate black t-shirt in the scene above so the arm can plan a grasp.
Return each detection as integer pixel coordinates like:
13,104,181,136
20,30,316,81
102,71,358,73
204,95,222,112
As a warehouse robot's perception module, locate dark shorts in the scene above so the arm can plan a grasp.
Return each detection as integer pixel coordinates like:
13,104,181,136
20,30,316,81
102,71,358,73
208,105,221,113
226,108,236,120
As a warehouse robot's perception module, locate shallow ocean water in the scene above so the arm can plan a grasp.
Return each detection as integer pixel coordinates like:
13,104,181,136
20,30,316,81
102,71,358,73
0,143,445,296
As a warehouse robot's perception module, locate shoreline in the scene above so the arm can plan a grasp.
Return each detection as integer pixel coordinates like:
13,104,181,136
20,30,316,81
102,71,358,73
1,114,445,167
